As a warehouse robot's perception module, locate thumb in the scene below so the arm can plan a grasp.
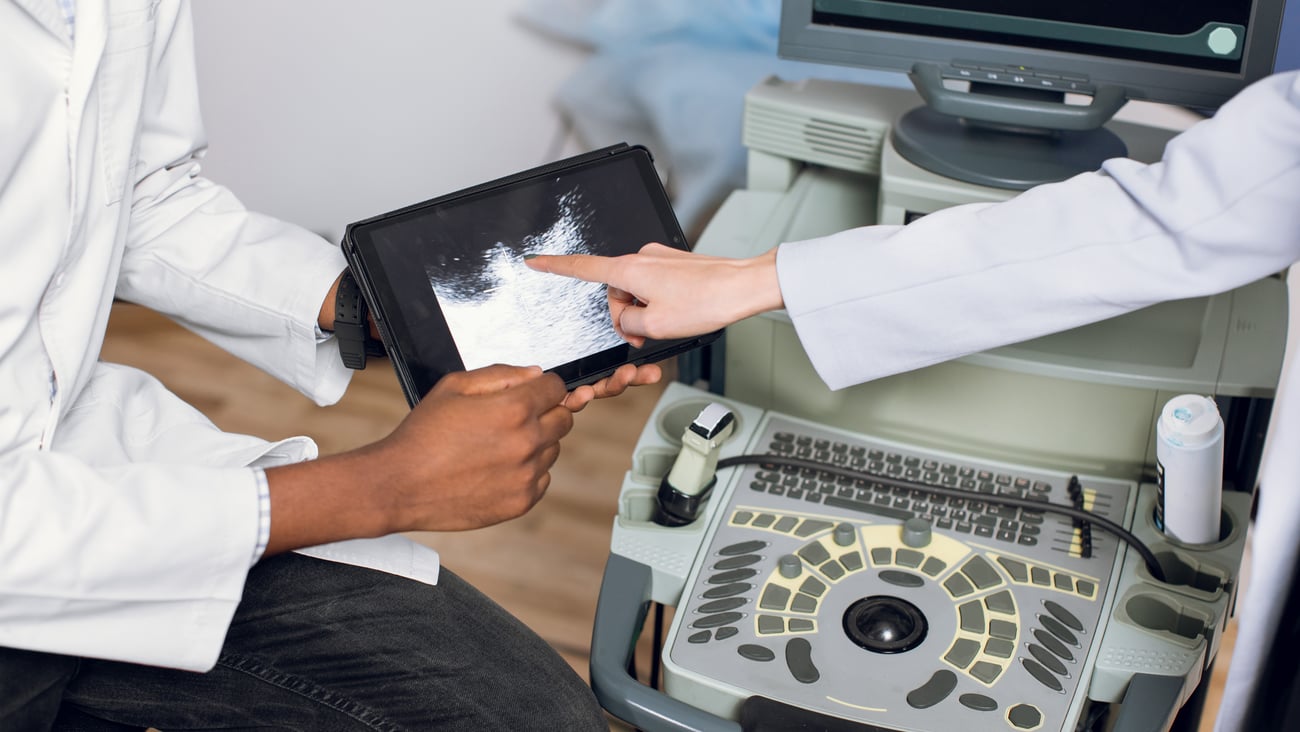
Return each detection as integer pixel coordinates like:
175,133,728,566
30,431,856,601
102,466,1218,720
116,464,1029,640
451,364,545,396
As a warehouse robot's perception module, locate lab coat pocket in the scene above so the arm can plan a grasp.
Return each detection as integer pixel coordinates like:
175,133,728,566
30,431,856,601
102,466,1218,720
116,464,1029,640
96,6,156,205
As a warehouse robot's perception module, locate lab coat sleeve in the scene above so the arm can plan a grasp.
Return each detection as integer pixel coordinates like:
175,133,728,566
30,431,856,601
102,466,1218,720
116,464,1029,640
114,2,351,405
777,70,1300,391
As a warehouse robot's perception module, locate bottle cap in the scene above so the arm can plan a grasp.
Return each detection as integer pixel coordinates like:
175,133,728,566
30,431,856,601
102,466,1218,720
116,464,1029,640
1158,394,1223,449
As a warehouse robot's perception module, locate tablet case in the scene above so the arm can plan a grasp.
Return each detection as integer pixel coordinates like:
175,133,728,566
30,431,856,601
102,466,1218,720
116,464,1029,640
342,143,720,406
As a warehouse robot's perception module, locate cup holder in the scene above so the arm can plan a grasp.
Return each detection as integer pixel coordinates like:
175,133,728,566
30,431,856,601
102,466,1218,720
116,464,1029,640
632,448,677,486
1148,550,1229,594
656,399,741,446
1146,504,1238,550
1124,593,1212,642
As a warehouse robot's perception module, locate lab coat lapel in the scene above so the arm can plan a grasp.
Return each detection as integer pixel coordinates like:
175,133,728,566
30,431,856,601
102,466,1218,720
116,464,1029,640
11,0,71,43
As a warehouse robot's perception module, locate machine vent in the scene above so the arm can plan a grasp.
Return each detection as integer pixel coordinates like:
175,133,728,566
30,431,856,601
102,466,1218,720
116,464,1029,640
743,100,888,176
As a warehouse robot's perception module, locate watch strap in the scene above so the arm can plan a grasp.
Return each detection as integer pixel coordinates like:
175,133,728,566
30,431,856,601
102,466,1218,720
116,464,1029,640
335,269,373,369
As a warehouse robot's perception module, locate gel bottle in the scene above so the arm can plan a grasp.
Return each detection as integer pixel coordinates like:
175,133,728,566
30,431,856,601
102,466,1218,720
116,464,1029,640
1155,394,1224,545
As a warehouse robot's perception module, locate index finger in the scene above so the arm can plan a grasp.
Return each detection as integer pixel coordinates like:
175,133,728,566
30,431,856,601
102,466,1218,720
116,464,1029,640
525,253,618,284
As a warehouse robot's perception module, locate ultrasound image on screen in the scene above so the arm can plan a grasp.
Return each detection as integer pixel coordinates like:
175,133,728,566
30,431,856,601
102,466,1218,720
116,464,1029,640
428,186,624,370
367,154,674,374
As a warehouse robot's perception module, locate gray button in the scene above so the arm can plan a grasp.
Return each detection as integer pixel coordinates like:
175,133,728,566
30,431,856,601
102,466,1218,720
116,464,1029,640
788,618,815,632
693,612,744,629
1029,644,1068,676
790,593,820,614
821,561,846,580
715,626,739,640
731,511,754,525
784,637,820,684
895,548,924,568
698,597,746,614
944,638,980,669
969,661,1002,683
757,615,786,635
799,576,827,597
708,568,758,585
905,669,958,709
989,619,1017,640
719,540,767,556
753,514,776,528
1030,567,1051,586
997,556,1030,582
688,630,711,644
1022,658,1063,691
1044,600,1085,631
834,522,857,546
921,557,947,577
870,547,892,566
738,644,775,662
760,585,792,611
959,693,998,712
703,582,751,599
1053,573,1074,592
715,554,761,570
944,573,975,598
880,570,925,588
795,519,834,537
985,590,1016,615
984,638,1014,658
773,516,799,533
1076,580,1096,598
840,551,864,572
1009,704,1044,729
1034,629,1075,662
961,555,1001,589
959,601,985,633
798,542,831,566
1040,615,1079,647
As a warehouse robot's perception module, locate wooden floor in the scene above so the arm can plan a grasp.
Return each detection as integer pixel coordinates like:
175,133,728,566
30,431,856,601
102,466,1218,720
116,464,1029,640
101,302,1234,731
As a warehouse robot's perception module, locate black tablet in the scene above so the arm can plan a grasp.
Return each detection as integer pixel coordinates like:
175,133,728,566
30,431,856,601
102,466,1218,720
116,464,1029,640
342,144,720,407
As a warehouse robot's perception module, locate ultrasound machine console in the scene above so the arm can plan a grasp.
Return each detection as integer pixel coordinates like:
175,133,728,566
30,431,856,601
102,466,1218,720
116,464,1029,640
590,2,1293,730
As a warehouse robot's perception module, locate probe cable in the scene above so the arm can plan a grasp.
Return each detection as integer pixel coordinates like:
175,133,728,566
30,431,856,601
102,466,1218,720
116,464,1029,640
715,453,1168,584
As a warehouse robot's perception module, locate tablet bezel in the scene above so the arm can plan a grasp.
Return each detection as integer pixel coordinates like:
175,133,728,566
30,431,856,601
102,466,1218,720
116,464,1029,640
341,144,718,406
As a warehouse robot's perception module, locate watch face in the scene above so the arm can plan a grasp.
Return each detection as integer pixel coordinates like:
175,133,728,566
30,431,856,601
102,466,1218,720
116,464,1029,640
343,145,715,404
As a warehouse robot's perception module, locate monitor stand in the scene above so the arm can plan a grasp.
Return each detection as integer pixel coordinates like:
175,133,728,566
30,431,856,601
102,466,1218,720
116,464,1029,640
891,105,1128,190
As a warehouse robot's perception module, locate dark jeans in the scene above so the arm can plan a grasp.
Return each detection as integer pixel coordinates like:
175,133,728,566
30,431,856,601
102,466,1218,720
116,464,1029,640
0,553,607,731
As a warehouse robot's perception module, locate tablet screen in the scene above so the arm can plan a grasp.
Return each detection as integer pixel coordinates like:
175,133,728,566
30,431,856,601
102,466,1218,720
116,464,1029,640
345,146,713,403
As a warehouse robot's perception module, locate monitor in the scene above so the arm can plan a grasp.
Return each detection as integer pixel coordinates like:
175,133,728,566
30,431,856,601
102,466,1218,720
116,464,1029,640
778,0,1291,188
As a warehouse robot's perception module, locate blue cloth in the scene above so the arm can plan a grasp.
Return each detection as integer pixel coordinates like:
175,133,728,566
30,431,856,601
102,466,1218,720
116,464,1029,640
520,0,912,234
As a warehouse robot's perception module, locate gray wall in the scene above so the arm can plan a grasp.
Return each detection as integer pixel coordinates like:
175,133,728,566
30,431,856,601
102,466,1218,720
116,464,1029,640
190,0,586,243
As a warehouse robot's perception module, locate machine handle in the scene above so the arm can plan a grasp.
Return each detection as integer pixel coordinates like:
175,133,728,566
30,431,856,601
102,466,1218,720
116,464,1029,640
590,554,742,732
909,62,1127,131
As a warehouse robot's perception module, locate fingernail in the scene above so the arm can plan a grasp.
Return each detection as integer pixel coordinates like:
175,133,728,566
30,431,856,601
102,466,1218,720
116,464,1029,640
523,254,538,260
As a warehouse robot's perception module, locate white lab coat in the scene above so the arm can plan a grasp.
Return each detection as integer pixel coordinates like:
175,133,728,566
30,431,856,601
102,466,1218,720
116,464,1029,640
0,0,437,673
777,70,1300,730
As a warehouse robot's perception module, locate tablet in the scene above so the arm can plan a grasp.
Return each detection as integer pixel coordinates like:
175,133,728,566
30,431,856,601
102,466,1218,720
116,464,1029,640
342,144,720,406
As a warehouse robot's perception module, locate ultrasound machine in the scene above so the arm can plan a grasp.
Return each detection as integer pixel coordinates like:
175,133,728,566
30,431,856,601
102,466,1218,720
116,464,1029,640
589,2,1297,731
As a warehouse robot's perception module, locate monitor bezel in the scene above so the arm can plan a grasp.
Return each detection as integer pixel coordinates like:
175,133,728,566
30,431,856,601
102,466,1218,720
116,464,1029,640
778,0,1288,111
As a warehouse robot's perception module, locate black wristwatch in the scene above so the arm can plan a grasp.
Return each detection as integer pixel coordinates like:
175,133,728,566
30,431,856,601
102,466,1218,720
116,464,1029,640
334,269,385,369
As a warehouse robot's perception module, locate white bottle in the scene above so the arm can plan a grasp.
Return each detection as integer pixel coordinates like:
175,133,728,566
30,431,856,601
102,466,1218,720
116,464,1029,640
1155,394,1224,545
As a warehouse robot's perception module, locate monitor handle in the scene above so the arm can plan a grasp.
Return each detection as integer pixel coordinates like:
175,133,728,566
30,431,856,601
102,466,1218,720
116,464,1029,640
910,62,1128,131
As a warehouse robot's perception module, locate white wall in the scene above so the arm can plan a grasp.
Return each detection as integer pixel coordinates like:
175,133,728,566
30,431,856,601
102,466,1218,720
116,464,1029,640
190,0,588,243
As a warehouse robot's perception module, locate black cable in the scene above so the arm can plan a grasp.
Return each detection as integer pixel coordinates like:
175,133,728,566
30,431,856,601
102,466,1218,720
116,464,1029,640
716,453,1167,584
